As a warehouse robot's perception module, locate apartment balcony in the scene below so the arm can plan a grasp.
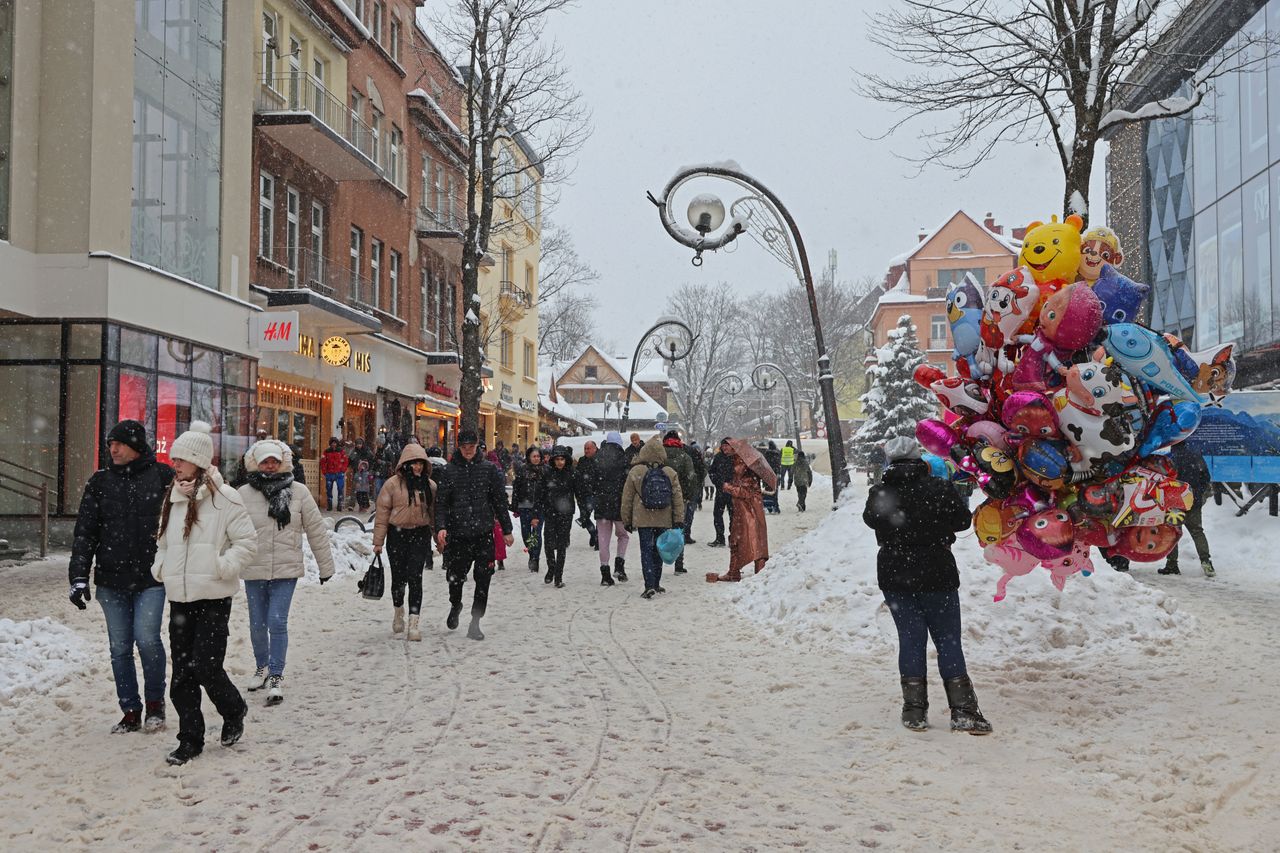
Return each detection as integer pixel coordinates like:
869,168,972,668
415,205,465,240
499,280,533,311
925,286,947,299
254,245,384,335
254,72,382,181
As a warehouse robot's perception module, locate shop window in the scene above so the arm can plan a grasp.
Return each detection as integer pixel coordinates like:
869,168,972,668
159,338,193,376
63,365,102,512
222,388,254,481
119,328,157,369
0,365,60,513
156,376,192,465
0,324,60,360
67,324,102,360
224,354,256,389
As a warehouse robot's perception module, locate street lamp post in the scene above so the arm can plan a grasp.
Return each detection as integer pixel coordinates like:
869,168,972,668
648,165,850,500
704,371,744,445
712,397,753,436
620,318,695,433
751,362,802,453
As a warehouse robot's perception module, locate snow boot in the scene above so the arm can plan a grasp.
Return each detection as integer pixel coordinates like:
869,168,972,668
112,710,142,734
266,676,284,705
684,532,696,545
220,710,246,747
497,560,505,571
1106,555,1130,573
406,615,422,642
446,603,462,630
600,565,615,586
529,554,538,573
900,677,929,732
467,616,485,641
166,742,201,766
707,568,742,583
1158,562,1181,575
544,554,555,584
144,701,166,732
943,675,992,735
392,606,406,634
640,588,657,600
614,557,627,583
1202,560,1216,578
554,553,565,588
708,537,726,548
245,666,269,692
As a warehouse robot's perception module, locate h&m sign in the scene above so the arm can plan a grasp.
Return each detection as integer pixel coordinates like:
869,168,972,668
250,312,301,352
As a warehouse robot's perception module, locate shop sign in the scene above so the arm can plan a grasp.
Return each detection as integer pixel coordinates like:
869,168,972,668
519,397,537,412
250,311,301,352
320,336,352,366
298,334,316,358
424,373,455,399
501,382,514,403
353,351,372,373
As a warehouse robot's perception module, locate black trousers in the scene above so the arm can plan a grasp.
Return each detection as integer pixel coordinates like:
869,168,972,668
169,598,246,750
387,525,433,614
796,484,808,511
445,533,496,617
712,489,734,541
543,513,573,576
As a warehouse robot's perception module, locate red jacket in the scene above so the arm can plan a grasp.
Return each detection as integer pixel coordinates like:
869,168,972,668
320,449,350,476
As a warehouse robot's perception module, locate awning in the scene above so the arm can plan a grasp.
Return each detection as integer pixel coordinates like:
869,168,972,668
250,285,381,336
416,392,460,416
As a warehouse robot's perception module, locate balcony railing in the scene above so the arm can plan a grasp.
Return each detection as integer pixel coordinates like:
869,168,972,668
499,280,532,309
925,286,947,299
256,71,379,167
256,245,380,315
415,205,465,236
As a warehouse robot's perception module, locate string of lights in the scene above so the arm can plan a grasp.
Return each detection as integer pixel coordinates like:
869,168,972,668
257,378,332,401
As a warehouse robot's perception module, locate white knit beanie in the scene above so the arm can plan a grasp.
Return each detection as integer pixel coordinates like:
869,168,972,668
171,421,214,469
250,439,287,464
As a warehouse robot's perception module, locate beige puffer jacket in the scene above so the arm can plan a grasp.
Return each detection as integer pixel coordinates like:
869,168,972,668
237,441,335,581
621,436,686,530
373,443,436,548
151,466,257,602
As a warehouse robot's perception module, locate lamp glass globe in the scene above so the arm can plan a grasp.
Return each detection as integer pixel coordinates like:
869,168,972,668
687,194,726,234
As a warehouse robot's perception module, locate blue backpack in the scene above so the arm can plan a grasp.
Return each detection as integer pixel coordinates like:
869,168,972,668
640,463,673,510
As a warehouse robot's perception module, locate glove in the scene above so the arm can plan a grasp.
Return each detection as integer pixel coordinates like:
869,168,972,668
624,524,634,533
673,524,683,530
69,581,91,610
319,575,330,585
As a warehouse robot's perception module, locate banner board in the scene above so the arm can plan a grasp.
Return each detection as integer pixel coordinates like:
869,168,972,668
1184,390,1280,484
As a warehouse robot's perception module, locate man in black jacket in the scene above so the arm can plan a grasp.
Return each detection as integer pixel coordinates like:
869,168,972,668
862,436,991,736
69,420,175,734
1164,442,1215,577
435,429,514,640
573,440,600,550
707,438,735,547
592,432,631,583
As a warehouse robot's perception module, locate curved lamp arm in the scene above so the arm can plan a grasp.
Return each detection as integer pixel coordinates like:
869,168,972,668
620,319,695,433
751,362,802,452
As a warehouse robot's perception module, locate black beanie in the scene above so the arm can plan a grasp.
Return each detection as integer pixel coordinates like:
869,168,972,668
107,419,150,455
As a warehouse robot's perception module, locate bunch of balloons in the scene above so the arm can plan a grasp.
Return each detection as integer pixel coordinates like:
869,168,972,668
914,216,1237,601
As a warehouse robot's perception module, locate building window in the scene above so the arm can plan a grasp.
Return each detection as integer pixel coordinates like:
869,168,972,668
524,341,535,378
389,125,402,187
420,154,433,211
446,174,456,226
310,202,325,287
390,15,401,63
520,172,538,222
949,240,973,254
353,0,365,19
312,57,326,108
500,328,513,369
261,11,276,83
285,186,300,284
496,145,516,198
434,164,445,214
446,282,457,346
370,107,382,166
936,268,984,289
370,239,383,307
525,263,535,299
350,226,363,303
258,172,274,258
500,245,512,283
287,36,302,106
372,1,384,44
420,269,430,336
389,250,400,316
930,314,948,347
584,365,598,380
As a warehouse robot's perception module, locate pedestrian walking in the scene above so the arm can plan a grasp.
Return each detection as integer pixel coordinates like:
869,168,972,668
793,451,813,512
763,441,783,514
780,440,796,490
435,429,514,640
623,432,644,467
574,440,600,550
861,436,991,735
539,446,578,588
373,443,437,642
69,419,175,734
151,421,257,765
710,438,772,583
372,434,395,500
1163,442,1216,578
592,432,630,585
620,435,686,598
511,446,546,573
686,439,708,511
236,439,335,706
708,438,735,548
352,460,373,510
661,431,699,575
320,438,348,511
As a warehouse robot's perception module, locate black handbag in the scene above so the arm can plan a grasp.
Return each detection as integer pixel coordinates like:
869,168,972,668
357,554,385,600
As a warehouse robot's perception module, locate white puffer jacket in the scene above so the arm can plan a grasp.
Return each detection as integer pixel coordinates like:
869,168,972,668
237,442,335,581
151,466,257,602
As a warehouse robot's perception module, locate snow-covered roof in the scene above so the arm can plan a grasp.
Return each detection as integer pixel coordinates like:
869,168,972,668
408,88,464,140
876,271,932,306
886,210,1022,267
569,398,668,422
556,345,671,409
538,393,597,430
332,0,371,39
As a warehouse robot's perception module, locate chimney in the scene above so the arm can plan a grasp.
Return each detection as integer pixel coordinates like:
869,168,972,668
917,229,928,243
1011,225,1029,241
983,212,1002,234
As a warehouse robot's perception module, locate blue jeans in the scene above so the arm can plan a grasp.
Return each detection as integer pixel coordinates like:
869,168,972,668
373,476,386,501
518,507,543,561
684,502,696,533
637,528,664,591
97,585,167,713
324,473,344,510
882,589,968,680
243,578,298,676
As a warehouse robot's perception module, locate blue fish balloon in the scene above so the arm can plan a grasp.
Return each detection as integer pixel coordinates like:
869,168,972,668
1091,264,1150,326
946,277,985,376
1101,323,1208,405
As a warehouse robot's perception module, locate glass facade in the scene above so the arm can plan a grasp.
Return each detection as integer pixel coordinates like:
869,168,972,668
131,0,226,288
0,321,256,516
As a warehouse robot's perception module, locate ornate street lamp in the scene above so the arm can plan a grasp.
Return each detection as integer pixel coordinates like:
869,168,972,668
620,318,695,433
648,165,850,499
751,361,802,453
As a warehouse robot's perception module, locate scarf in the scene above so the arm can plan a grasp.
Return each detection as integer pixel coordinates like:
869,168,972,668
401,469,432,508
248,471,294,529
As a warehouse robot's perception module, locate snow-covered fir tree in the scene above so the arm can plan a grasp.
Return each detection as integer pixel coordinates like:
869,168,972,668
854,314,935,466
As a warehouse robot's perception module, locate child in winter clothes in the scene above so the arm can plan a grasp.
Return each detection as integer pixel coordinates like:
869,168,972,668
152,422,258,766
538,446,578,588
352,460,373,510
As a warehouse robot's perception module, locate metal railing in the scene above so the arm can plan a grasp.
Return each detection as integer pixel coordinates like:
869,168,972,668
255,245,380,314
499,280,532,308
256,71,380,166
415,205,465,236
0,456,52,557
925,286,947,299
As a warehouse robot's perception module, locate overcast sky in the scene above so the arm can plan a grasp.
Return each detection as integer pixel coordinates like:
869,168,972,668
540,0,1108,347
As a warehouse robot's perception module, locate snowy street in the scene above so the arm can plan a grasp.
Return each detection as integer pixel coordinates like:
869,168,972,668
1,480,1277,851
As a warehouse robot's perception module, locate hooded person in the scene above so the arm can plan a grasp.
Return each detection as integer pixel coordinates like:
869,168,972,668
373,442,437,641
862,436,992,735
510,445,547,573
151,421,257,766
538,445,578,588
712,439,771,583
237,439,335,705
620,436,686,598
69,419,175,735
661,431,699,574
792,449,813,512
592,431,630,584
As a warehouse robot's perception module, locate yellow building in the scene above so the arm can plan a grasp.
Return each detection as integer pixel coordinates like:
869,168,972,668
478,133,542,449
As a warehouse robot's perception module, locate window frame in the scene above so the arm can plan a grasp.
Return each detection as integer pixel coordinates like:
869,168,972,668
370,107,383,167
523,340,535,379
262,11,277,84
310,201,325,286
389,15,401,63
388,249,401,316
499,327,513,369
258,171,275,259
370,239,383,307
350,226,364,303
372,1,384,44
285,185,300,284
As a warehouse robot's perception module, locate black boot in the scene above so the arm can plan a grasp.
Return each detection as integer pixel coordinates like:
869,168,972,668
544,551,555,584
446,602,462,630
600,564,614,586
220,709,246,747
900,677,928,731
529,554,538,573
467,615,485,641
166,741,202,766
614,556,627,582
1107,554,1131,573
1158,560,1180,575
496,560,505,571
673,554,687,575
943,675,992,735
554,553,565,588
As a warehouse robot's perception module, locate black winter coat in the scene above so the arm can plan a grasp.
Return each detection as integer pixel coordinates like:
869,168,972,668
69,454,175,591
435,451,513,538
573,455,599,502
709,451,735,491
539,463,579,519
510,464,545,510
593,443,629,521
623,443,642,467
1170,442,1212,507
862,459,971,594
686,446,707,491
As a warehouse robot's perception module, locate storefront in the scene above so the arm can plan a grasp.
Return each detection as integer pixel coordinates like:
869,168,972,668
255,372,331,491
0,319,257,516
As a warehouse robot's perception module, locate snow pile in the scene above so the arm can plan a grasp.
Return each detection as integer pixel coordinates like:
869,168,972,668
301,524,376,585
728,497,1193,664
0,618,90,706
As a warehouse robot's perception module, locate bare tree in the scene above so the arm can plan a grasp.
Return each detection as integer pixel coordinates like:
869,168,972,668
538,290,597,363
859,0,1269,217
425,0,591,434
663,282,749,444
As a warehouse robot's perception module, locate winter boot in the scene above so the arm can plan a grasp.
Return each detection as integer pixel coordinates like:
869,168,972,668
554,553,565,588
614,556,628,583
600,564,615,587
674,554,687,575
708,568,742,583
446,603,462,630
1106,554,1131,573
943,675,993,735
467,615,485,641
406,615,422,642
544,552,555,584
1202,560,1216,578
266,676,284,706
166,742,202,766
112,710,142,734
640,588,657,600
900,677,929,731
144,701,166,732
497,560,505,571
1158,560,1181,575
220,710,246,747
245,666,269,691
392,606,406,634
529,554,538,573
684,532,696,545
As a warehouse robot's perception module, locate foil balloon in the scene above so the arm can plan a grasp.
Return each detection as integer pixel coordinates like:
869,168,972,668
1078,227,1124,283
985,542,1040,602
957,437,1018,499
965,419,1012,453
1101,323,1208,405
1002,391,1062,442
946,277,986,378
1134,399,1201,458
980,266,1041,349
1010,283,1103,393
1076,479,1123,519
914,365,990,419
1110,524,1181,562
1091,264,1150,325
973,499,1020,546
1166,338,1236,399
1112,466,1194,528
1044,540,1095,591
1016,438,1075,492
1005,483,1052,518
1053,350,1139,472
916,417,962,458
1072,515,1116,549
1016,508,1075,560
923,452,953,480
1019,215,1085,290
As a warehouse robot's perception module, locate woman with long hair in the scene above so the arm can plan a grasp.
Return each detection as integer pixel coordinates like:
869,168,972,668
510,446,546,573
373,443,436,641
538,446,577,588
151,422,257,766
236,439,334,706
712,440,771,583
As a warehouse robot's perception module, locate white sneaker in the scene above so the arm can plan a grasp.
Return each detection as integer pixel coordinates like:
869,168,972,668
246,667,269,691
266,675,284,706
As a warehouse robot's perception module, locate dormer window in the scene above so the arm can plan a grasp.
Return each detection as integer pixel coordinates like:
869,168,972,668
584,365,598,380
949,240,973,254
